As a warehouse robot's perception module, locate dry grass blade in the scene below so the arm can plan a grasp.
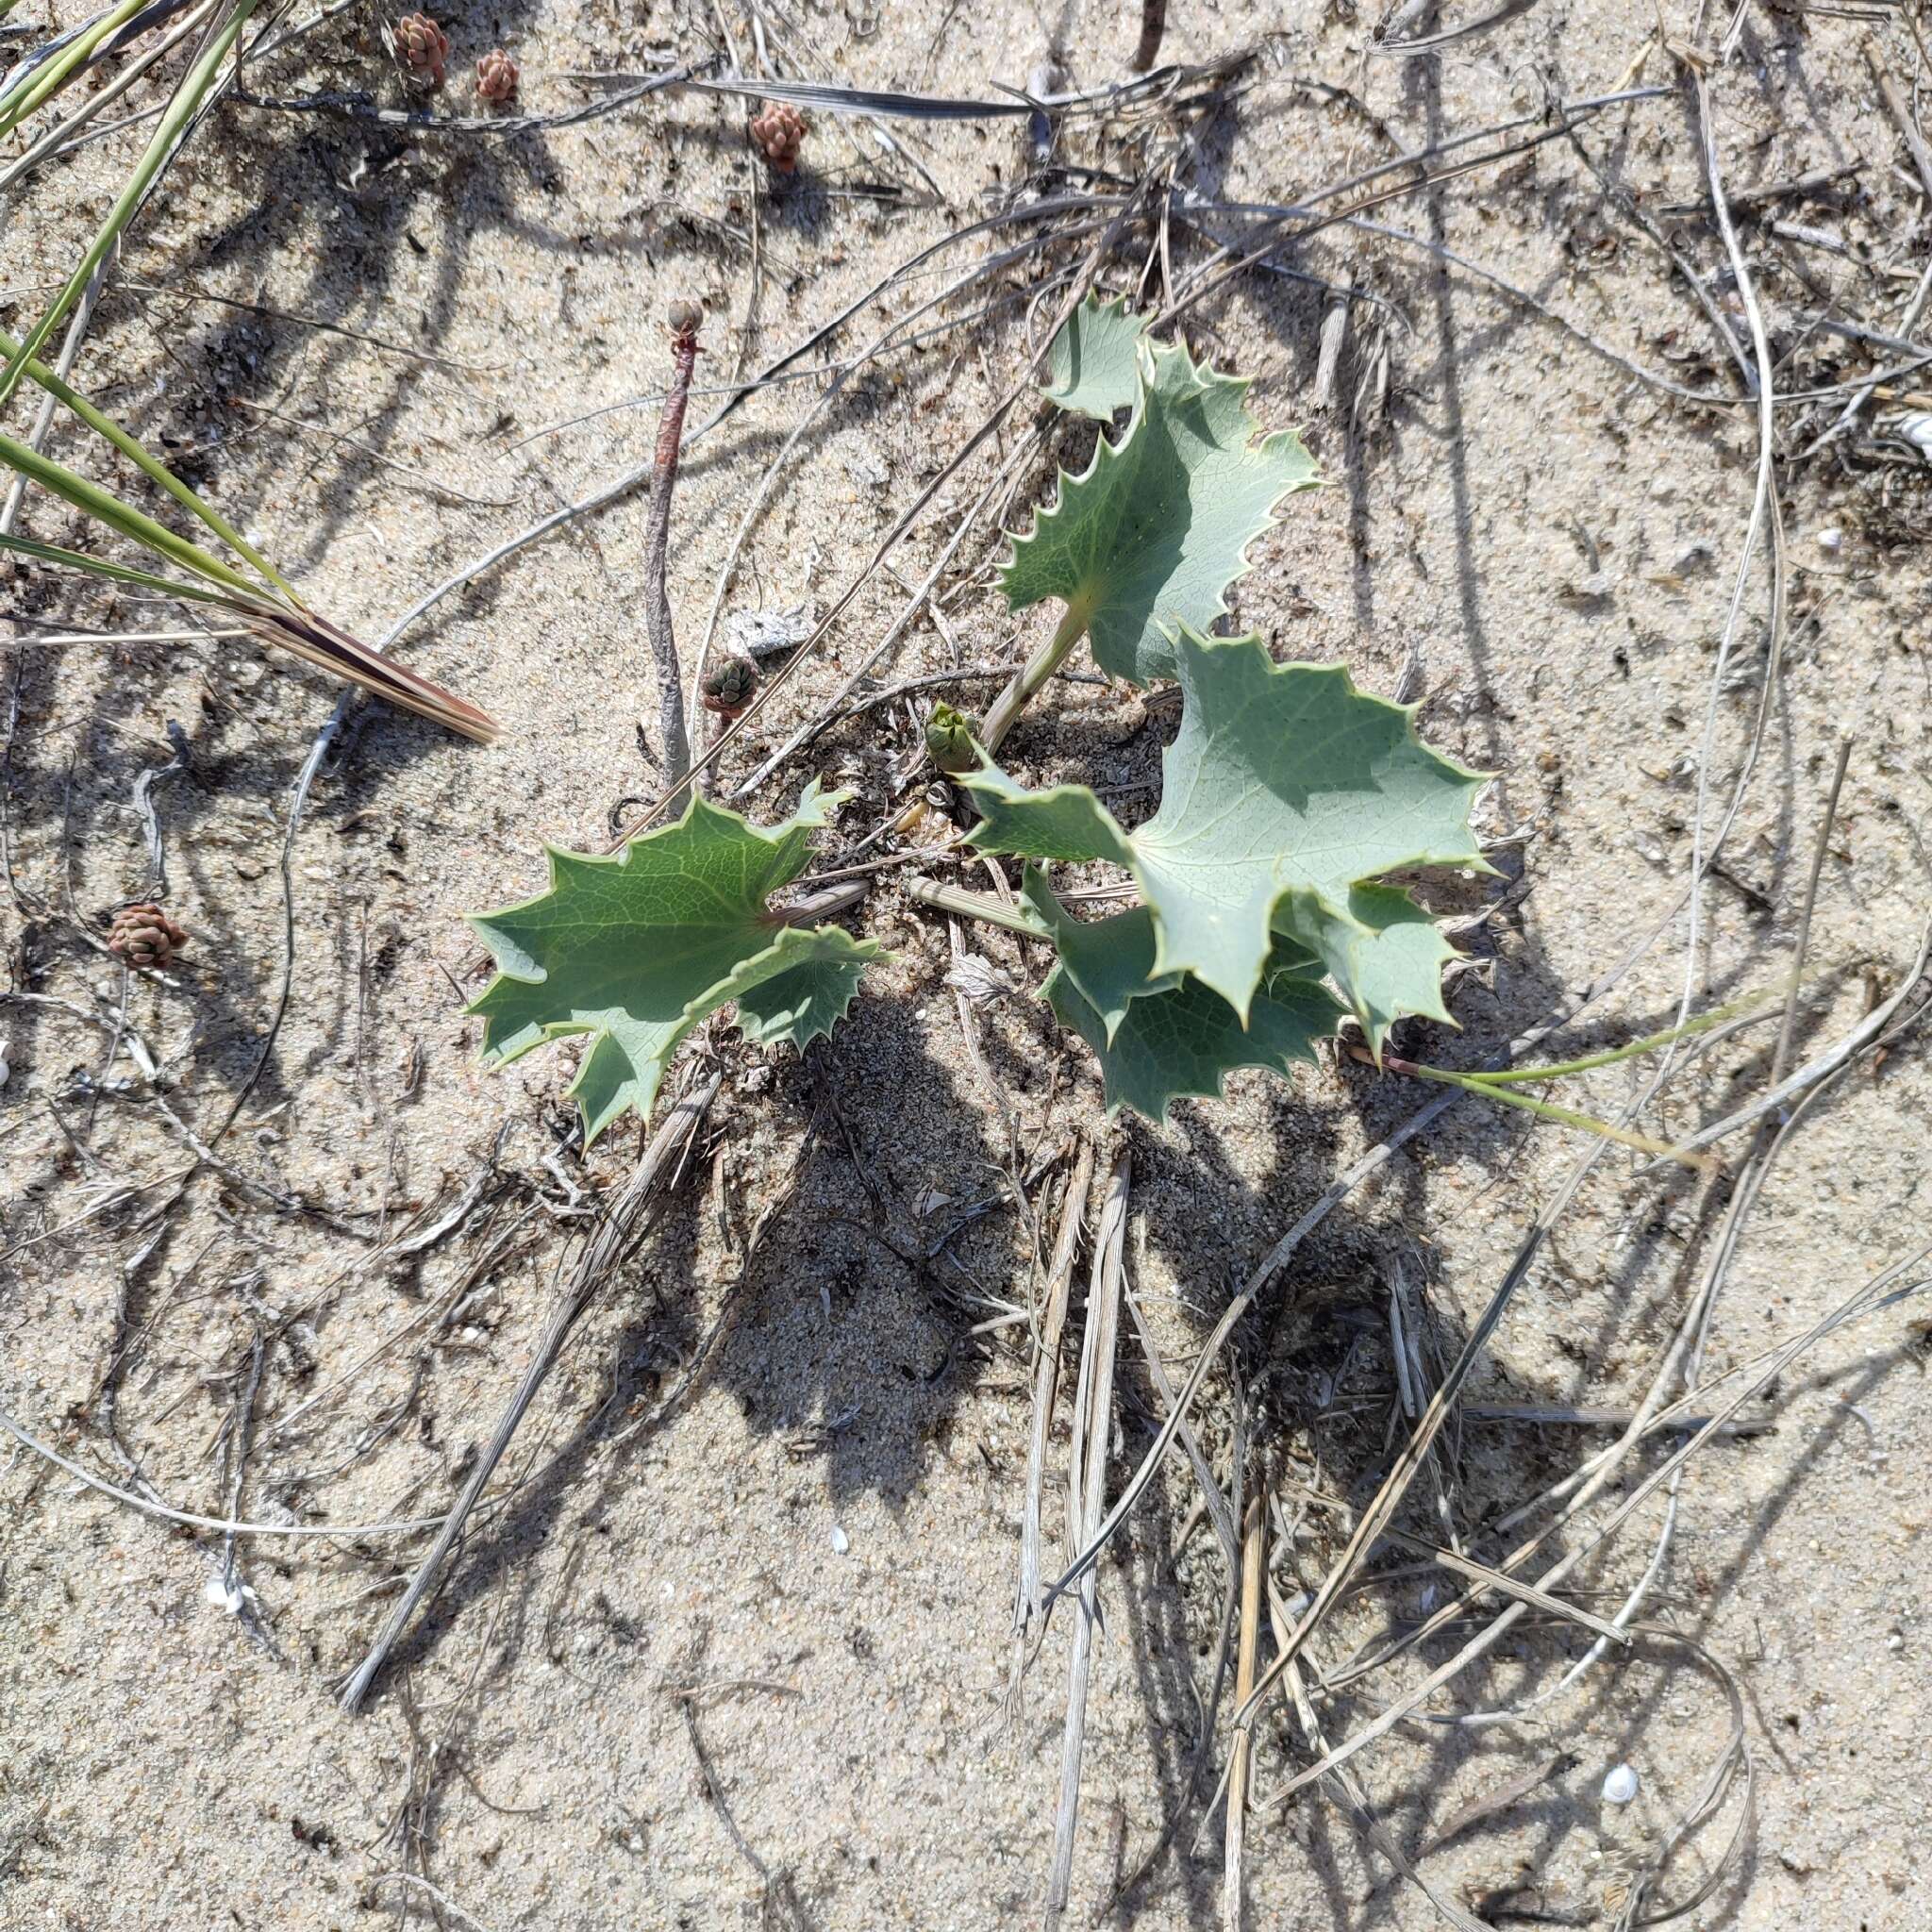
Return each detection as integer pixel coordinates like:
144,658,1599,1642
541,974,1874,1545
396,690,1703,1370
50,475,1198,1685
0,1403,447,1536
1043,1151,1128,1929
1009,1140,1095,1707
1040,1090,1460,1612
1611,1630,1751,1929
337,1076,720,1713
1222,1491,1263,1932
1230,1144,1612,1734
1420,1751,1570,1857
1659,921,1932,1161
1265,1581,1490,1932
1274,1243,1932,1801
688,72,1033,118
1374,0,1541,57
235,600,500,742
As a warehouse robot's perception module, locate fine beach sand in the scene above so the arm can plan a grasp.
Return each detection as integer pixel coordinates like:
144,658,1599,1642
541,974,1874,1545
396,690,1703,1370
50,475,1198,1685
4,4,1931,1928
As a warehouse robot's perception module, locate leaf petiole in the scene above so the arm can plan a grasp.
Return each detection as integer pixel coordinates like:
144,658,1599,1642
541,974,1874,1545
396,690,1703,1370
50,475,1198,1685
1375,1053,1712,1170
906,877,1053,940
978,600,1090,755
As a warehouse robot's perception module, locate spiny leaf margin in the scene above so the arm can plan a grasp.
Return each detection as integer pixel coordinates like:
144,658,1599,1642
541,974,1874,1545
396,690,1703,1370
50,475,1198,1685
1002,326,1320,689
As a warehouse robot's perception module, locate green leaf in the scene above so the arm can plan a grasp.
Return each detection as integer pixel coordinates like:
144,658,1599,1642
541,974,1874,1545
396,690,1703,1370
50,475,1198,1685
467,782,879,1143
1002,331,1319,688
1020,864,1340,1118
0,323,295,600
963,626,1486,1024
1019,869,1180,1043
1274,883,1458,1059
1046,947,1342,1121
0,0,267,407
1041,293,1148,420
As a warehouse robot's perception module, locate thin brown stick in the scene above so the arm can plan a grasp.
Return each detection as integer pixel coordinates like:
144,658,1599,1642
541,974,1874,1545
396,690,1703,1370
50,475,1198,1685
338,1076,719,1713
1865,41,1932,202
643,303,700,793
1222,1491,1263,1932
1009,1141,1095,1707
1130,0,1167,73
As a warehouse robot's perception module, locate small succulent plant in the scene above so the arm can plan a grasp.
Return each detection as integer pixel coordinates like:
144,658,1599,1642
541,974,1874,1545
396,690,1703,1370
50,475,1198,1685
475,47,517,104
701,655,759,722
749,101,808,174
391,11,449,88
108,902,189,971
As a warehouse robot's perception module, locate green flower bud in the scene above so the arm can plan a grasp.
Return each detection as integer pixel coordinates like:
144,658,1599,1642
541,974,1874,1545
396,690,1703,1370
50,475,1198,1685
924,703,980,774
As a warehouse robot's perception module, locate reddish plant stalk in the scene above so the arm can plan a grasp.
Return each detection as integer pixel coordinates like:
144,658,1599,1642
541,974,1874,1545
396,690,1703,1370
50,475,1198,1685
643,303,700,794
1131,0,1166,73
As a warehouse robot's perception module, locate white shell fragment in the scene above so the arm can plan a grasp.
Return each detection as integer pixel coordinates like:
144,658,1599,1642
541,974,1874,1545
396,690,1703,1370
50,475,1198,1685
829,1524,850,1556
203,1574,251,1616
1602,1763,1640,1805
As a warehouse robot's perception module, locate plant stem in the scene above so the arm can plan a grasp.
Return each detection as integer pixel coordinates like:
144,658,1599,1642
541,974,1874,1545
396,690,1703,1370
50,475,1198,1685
1377,1052,1707,1168
1130,0,1167,73
0,0,263,403
0,320,296,599
643,307,699,796
906,877,1051,940
1471,985,1780,1085
979,602,1089,756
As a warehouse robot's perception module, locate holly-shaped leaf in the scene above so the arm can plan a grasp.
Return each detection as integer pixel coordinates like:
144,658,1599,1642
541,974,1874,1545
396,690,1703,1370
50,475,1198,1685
1048,964,1344,1120
1020,869,1342,1116
1003,327,1319,688
467,781,878,1143
1041,292,1148,421
962,627,1486,1030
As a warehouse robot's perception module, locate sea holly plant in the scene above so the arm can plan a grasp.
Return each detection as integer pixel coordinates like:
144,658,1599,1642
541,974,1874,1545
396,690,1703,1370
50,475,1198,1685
964,625,1485,1033
466,782,879,1144
461,295,1479,1137
468,295,1712,1155
918,621,1487,1115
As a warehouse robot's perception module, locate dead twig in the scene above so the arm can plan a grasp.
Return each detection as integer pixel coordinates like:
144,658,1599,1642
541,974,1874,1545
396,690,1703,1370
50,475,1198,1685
337,1076,720,1713
1009,1141,1095,1708
1131,0,1166,74
1222,1491,1263,1932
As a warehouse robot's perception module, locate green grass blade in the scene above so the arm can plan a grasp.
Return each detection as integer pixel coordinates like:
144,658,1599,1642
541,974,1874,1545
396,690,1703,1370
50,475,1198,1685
0,527,233,603
0,0,153,139
0,323,298,601
0,0,261,405
0,424,267,599
1389,1057,1711,1168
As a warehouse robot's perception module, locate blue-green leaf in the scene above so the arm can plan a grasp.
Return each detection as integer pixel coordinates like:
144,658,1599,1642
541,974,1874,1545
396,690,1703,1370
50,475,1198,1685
467,782,879,1143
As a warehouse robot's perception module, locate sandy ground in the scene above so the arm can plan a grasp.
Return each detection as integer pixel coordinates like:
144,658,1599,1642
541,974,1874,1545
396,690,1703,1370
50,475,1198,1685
4,2,1932,1927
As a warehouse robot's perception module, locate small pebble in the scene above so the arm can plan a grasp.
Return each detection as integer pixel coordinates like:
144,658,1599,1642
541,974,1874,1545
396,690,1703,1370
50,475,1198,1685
829,1524,850,1556
1602,1763,1640,1805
